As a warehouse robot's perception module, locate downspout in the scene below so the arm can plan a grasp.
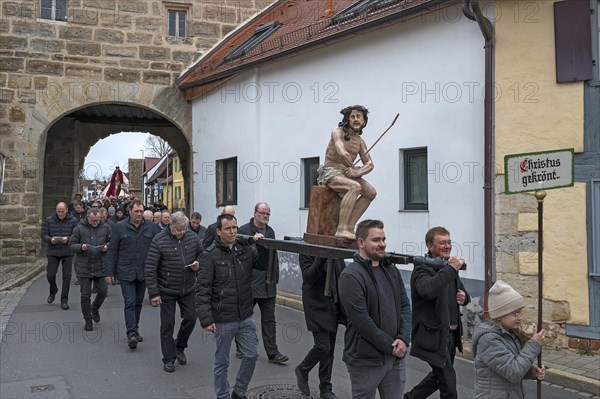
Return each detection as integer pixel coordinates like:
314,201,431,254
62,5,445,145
461,0,494,318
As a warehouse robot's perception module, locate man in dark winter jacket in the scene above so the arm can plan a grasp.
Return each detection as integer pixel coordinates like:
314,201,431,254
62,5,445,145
189,212,207,243
145,212,202,373
405,226,470,399
295,255,346,399
105,200,160,350
69,208,111,331
338,219,411,399
41,202,78,309
237,202,288,364
196,214,264,399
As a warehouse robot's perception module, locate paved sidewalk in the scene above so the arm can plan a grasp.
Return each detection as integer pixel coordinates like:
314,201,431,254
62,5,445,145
2,262,599,397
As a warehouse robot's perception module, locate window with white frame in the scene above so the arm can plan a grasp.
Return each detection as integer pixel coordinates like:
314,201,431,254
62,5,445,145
401,148,428,210
168,9,187,37
40,0,67,21
216,157,237,206
302,157,320,208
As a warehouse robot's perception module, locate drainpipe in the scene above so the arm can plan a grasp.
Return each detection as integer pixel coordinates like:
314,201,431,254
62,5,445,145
462,0,494,318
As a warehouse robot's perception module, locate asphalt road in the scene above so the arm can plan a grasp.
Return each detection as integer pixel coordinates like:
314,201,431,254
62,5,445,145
0,274,587,399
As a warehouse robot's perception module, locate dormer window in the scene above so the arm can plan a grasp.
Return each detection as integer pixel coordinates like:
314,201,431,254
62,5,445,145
224,21,281,63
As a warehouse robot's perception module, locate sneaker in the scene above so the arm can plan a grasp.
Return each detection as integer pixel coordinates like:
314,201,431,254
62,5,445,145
231,391,247,399
176,350,187,365
74,279,80,285
268,353,289,364
163,360,175,372
135,332,143,342
295,366,310,395
47,293,56,304
84,320,93,331
92,309,100,323
127,334,138,349
235,349,243,359
61,302,69,310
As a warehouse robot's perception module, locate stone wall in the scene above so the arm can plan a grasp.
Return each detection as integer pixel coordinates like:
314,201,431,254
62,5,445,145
0,0,269,264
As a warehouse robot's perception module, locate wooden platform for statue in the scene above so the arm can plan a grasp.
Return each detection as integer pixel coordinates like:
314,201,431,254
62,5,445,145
304,186,357,249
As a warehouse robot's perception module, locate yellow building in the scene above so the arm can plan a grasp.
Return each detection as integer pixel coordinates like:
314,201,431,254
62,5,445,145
169,154,186,213
494,0,599,349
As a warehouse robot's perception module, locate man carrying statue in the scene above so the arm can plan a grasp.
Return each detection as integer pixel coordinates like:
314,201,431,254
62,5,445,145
317,105,376,240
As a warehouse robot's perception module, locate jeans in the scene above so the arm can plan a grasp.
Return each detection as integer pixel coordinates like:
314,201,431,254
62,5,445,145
347,355,406,399
405,331,458,399
253,296,278,358
297,330,337,393
46,256,73,302
213,317,258,399
119,279,146,336
159,291,197,363
79,277,107,320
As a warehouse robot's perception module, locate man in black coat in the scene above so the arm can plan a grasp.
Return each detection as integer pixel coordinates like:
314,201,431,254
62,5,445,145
189,211,207,243
237,202,288,364
69,208,111,331
338,219,412,399
145,212,202,373
296,255,346,399
41,202,78,309
105,200,160,350
405,226,470,399
196,214,264,399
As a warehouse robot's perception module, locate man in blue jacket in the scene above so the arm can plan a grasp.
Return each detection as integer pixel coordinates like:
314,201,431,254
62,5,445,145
105,199,159,349
338,219,411,399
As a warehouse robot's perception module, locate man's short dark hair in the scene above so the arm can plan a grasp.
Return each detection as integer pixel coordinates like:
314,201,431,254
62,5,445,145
191,212,201,221
217,214,236,230
355,219,384,241
128,199,144,210
425,226,450,245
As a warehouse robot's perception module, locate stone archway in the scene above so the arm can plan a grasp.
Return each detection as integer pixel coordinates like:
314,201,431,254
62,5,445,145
41,102,191,218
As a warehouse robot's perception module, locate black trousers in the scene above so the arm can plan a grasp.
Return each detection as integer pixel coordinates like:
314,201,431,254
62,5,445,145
79,277,107,320
253,296,278,358
159,291,197,363
46,256,73,302
297,330,338,394
406,331,458,399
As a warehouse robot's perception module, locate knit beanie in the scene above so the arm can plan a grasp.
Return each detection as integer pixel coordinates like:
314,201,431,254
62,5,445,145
488,280,526,319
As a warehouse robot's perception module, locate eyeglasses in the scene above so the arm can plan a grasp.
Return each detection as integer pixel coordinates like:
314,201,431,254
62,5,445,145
510,311,522,318
256,211,271,216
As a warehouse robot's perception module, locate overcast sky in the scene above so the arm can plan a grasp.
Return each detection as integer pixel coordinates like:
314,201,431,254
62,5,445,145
83,132,152,179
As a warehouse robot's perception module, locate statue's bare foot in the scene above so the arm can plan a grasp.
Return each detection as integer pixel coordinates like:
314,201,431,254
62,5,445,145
335,230,356,240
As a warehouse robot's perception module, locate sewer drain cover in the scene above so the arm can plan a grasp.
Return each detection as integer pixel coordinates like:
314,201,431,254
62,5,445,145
31,384,55,393
246,384,320,398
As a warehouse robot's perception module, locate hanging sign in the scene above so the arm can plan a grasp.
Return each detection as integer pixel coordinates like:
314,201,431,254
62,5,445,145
504,148,574,194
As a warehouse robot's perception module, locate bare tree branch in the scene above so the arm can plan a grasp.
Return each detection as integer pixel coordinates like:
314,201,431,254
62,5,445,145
145,136,171,157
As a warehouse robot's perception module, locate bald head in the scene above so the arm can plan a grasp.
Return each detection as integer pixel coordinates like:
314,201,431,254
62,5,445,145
56,202,68,220
222,206,235,216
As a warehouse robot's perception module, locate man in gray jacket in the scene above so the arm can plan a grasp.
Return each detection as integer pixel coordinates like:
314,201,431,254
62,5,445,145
338,219,411,399
41,202,78,309
145,212,202,373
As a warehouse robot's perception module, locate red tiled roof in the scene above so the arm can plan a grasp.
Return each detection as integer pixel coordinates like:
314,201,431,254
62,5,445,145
178,0,451,93
144,157,160,172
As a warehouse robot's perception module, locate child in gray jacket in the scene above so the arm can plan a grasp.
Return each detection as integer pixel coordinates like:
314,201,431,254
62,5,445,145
472,280,545,399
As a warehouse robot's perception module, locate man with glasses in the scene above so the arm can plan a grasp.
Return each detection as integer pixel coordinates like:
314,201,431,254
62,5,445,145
405,226,470,399
238,202,288,364
41,202,78,309
145,212,202,372
106,200,160,350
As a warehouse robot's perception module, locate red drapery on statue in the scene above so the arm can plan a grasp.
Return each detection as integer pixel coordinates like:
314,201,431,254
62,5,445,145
105,166,124,197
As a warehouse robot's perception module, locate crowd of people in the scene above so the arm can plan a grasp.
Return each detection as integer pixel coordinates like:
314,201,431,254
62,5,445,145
40,195,545,399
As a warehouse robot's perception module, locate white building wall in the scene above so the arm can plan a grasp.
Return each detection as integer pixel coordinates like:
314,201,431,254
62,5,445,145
192,14,486,282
